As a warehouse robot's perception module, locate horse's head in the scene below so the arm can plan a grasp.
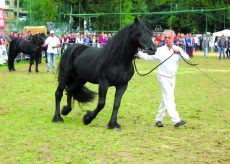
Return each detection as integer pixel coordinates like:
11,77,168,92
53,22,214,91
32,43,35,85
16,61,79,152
131,17,157,54
32,33,45,45
39,33,47,42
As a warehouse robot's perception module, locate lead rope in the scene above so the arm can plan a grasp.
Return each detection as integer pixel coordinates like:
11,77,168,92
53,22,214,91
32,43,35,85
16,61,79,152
179,54,229,89
133,52,175,76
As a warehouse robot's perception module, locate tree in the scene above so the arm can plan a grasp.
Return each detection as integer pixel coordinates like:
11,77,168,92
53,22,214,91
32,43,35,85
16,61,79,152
20,0,229,33
22,0,57,23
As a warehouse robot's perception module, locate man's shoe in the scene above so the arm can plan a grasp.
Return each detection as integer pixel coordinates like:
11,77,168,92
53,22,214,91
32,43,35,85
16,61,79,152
174,120,187,128
156,121,164,127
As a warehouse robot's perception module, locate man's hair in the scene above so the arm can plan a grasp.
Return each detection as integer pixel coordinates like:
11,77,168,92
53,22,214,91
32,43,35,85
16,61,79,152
163,29,175,39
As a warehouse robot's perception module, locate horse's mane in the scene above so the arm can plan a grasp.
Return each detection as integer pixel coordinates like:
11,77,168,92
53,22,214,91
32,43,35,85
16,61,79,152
97,24,135,70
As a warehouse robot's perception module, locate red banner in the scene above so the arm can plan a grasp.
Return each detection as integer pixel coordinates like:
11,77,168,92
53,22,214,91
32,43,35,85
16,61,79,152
0,8,5,29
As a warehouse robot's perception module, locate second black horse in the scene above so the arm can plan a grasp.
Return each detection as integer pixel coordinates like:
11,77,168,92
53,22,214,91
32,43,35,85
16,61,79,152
8,33,46,72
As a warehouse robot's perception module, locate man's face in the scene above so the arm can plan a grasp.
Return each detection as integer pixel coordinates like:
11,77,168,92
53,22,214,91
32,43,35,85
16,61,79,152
164,32,173,46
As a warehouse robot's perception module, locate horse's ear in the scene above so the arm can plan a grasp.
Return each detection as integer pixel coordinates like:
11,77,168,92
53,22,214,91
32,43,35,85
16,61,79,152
144,21,153,31
134,17,140,24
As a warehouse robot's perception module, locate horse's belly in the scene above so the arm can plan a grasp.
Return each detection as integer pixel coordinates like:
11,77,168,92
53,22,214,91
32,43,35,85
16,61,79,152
74,60,99,84
78,70,98,84
105,65,134,85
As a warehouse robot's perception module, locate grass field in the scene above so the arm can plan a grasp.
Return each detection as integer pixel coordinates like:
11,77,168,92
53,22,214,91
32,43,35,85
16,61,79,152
0,52,229,163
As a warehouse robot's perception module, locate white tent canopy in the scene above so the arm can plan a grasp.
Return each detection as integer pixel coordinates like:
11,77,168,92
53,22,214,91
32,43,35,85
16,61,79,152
210,29,230,48
213,29,230,38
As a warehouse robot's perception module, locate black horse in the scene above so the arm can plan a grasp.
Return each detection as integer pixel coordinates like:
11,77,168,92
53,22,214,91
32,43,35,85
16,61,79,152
8,33,46,72
52,17,156,130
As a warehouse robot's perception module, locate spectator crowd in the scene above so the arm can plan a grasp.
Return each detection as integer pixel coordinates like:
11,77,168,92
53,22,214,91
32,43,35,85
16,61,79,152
0,29,230,65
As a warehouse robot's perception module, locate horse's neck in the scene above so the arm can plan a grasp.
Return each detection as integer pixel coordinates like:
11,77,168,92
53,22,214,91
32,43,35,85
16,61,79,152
119,40,136,63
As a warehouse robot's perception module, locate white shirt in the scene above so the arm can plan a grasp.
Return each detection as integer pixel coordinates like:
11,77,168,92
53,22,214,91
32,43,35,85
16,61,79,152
75,37,82,44
194,36,199,44
137,45,190,77
45,36,60,54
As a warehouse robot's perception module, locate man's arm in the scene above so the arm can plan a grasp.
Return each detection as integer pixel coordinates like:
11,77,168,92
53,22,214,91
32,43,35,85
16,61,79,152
137,50,157,61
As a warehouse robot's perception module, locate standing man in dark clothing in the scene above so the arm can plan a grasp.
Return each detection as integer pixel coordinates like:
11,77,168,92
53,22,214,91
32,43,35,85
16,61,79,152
218,34,227,60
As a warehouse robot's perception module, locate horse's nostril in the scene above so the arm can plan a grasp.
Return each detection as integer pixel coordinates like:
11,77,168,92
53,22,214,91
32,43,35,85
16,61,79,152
149,46,155,52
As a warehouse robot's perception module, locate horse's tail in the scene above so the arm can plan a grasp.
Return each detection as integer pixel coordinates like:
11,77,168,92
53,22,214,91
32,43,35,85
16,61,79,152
59,44,97,104
72,86,97,104
7,40,17,71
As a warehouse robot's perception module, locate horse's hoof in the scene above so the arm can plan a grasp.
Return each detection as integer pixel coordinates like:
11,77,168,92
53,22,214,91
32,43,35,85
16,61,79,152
83,110,93,125
61,106,72,116
52,115,64,123
107,122,121,131
9,69,16,72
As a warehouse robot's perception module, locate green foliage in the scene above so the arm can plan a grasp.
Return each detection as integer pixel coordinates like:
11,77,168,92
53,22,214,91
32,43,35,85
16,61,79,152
21,0,57,22
20,0,229,33
31,0,57,22
86,0,135,31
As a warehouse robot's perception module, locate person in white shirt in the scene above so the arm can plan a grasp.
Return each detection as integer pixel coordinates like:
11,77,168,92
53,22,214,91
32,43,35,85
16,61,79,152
44,30,61,73
137,29,190,128
194,35,199,52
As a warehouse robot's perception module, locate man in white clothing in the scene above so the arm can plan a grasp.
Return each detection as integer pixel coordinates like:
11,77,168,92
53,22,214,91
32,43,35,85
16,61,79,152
44,30,61,73
137,29,189,128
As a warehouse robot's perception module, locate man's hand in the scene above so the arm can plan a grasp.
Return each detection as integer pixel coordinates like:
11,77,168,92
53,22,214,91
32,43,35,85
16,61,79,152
172,47,180,54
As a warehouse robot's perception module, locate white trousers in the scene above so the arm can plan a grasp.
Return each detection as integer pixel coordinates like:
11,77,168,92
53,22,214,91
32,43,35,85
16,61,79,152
155,74,180,124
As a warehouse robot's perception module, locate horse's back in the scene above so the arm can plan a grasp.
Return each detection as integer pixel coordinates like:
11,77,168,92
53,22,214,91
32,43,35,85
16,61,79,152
59,44,101,84
9,38,33,53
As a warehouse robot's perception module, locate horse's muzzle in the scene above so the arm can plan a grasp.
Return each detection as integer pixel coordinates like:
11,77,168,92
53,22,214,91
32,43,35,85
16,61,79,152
148,45,157,55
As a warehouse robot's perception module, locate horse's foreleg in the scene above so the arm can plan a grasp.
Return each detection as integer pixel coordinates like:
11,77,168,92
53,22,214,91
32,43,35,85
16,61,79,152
28,58,33,73
107,84,128,130
61,93,73,115
83,82,109,125
52,84,64,122
35,62,39,72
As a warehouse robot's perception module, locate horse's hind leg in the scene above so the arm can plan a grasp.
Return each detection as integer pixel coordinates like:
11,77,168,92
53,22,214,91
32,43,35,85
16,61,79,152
83,81,108,125
52,84,65,122
61,79,86,116
8,49,17,71
61,93,73,116
107,84,128,130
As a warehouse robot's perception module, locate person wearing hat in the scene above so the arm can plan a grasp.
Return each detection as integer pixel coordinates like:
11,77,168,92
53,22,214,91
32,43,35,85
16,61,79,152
44,30,61,73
